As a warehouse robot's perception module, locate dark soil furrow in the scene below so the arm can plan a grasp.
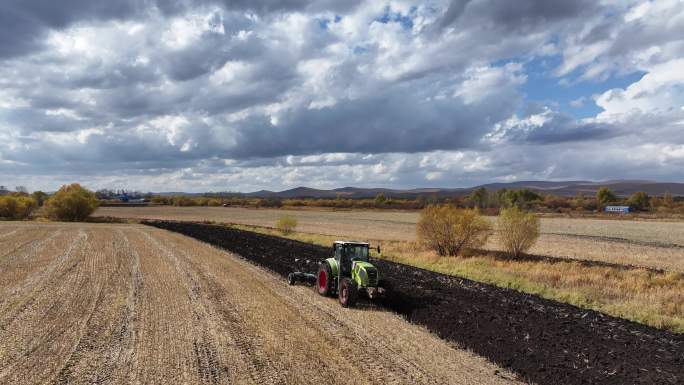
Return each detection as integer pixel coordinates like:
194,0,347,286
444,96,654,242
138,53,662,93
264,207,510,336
145,220,683,385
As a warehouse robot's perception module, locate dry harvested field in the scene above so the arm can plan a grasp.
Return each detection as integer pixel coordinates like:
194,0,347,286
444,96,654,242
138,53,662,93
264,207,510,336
146,221,684,385
96,206,684,271
0,222,524,385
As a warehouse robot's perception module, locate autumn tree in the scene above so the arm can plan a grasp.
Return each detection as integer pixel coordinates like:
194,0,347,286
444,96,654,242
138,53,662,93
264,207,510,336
628,191,650,211
417,205,491,257
596,187,617,208
497,207,540,257
45,183,99,222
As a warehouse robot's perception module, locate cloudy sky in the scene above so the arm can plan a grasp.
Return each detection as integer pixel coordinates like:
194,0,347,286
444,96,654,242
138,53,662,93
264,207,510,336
1,0,683,192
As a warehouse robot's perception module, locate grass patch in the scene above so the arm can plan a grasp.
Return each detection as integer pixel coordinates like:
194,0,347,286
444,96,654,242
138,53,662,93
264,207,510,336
230,223,684,333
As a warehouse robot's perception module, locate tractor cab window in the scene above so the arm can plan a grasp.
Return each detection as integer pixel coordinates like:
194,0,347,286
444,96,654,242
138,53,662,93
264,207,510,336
334,245,342,261
345,245,369,262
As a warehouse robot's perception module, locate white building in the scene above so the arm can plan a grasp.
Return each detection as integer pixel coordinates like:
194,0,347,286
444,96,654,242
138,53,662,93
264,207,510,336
605,205,630,213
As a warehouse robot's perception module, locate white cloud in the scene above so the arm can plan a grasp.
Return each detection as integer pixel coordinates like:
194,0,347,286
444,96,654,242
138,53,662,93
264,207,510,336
456,63,526,105
162,10,225,49
209,61,251,85
596,58,684,119
0,0,683,192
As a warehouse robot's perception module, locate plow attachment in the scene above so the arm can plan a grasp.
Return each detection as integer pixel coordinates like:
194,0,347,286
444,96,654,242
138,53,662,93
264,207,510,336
287,271,317,286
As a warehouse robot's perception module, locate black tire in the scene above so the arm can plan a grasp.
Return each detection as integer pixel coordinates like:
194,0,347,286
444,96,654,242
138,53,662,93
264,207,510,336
287,273,296,285
338,277,358,308
317,263,333,296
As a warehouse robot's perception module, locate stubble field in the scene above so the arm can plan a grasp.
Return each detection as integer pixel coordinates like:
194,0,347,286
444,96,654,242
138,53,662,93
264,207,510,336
0,222,522,385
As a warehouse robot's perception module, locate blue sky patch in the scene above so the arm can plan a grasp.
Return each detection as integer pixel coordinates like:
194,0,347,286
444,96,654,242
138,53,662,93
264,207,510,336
374,6,417,30
317,14,342,30
521,56,646,118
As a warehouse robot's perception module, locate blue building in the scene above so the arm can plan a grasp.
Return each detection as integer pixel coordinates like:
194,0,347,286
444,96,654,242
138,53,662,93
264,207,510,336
605,205,630,213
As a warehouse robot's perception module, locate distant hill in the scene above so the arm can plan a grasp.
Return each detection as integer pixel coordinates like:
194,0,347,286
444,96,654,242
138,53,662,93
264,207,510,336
238,180,684,199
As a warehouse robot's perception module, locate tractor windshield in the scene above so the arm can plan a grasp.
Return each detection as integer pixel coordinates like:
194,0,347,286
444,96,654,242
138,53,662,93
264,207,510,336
346,245,369,262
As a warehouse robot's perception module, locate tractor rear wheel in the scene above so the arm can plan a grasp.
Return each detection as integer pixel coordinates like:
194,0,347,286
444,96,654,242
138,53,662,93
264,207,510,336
338,277,358,307
317,263,333,296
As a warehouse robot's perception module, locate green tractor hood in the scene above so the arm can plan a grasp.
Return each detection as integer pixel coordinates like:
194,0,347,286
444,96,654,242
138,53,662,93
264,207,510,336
352,261,380,288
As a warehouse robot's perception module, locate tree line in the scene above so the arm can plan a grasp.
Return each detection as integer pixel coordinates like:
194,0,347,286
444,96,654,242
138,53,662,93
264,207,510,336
0,184,98,221
142,187,682,214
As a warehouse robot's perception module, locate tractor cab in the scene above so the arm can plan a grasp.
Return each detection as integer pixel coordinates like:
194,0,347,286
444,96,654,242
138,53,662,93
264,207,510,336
334,241,370,277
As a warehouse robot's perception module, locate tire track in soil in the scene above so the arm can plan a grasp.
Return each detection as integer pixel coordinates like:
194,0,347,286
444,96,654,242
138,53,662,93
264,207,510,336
141,228,286,385
128,227,222,385
0,229,78,328
113,228,143,385
140,230,225,385
0,228,93,384
191,265,290,385
0,228,18,239
0,227,59,261
52,229,139,385
0,230,84,331
47,227,112,384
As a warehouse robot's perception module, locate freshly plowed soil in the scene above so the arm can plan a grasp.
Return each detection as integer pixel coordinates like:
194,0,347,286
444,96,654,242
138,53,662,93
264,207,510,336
0,222,523,385
146,220,684,385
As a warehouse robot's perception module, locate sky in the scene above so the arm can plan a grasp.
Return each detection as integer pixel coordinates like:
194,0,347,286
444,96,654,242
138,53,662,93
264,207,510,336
0,0,683,193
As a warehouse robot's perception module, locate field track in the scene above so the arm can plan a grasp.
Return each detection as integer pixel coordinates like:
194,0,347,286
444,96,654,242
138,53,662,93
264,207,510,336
0,222,522,385
146,220,684,385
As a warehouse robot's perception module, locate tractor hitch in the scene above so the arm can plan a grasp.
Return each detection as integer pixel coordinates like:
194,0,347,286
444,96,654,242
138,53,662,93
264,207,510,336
365,286,386,299
287,271,317,286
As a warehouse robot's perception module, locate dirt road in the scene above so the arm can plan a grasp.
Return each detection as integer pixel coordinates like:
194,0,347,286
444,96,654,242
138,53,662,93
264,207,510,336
0,222,521,385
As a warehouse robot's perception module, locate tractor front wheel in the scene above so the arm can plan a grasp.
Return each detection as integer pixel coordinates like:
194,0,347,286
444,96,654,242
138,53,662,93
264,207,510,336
317,263,333,296
338,277,358,307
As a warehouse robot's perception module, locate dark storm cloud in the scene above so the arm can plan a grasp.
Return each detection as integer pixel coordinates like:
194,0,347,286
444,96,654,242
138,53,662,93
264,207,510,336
495,108,620,145
230,81,520,158
481,0,597,27
523,117,617,144
442,0,598,31
0,0,147,58
440,0,472,27
2,108,88,133
56,62,161,90
0,0,360,59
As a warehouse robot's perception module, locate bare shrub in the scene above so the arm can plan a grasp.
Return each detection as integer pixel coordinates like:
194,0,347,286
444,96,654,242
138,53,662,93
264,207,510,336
171,196,194,206
276,215,298,234
0,196,37,220
498,206,540,257
417,205,491,257
45,183,99,222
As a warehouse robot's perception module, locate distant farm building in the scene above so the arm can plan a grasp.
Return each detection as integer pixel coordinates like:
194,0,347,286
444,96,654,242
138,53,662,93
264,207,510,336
605,205,630,213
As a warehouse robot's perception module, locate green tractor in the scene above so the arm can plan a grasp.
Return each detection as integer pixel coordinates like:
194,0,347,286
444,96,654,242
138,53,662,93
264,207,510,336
316,241,385,307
